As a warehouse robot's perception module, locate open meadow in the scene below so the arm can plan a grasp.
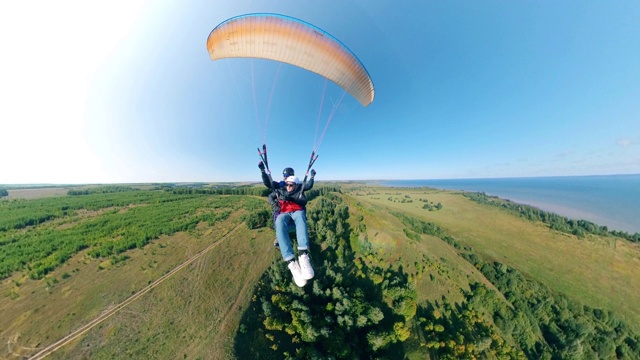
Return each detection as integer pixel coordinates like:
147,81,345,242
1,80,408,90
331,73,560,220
5,187,76,200
344,184,640,330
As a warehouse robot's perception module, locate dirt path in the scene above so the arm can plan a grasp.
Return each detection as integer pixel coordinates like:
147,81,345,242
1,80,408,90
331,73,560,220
27,225,242,360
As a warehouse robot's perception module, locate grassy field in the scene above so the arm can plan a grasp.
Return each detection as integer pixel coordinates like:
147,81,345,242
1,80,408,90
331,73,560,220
343,191,497,306
2,184,639,358
2,212,277,359
1,189,277,359
345,185,640,332
48,222,276,359
5,187,75,199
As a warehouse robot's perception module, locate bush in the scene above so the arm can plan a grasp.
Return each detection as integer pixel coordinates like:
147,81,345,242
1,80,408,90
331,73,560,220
243,209,270,229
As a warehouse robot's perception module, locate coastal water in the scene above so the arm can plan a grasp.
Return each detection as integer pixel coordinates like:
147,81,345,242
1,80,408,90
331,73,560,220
378,174,640,234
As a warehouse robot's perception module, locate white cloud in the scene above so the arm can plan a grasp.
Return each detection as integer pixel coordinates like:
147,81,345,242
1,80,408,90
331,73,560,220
616,137,635,148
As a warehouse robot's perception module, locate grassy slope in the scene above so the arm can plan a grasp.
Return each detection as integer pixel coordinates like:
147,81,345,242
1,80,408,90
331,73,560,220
345,191,494,306
345,185,640,333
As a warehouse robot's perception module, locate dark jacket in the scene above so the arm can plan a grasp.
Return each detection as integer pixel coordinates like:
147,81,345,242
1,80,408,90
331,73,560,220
273,183,308,213
267,192,280,214
261,171,314,191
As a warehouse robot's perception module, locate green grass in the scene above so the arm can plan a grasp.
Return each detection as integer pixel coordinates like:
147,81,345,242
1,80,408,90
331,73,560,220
1,190,273,359
49,224,276,359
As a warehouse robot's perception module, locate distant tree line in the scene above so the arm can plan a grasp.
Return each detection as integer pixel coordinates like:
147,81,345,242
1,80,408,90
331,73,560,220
167,184,340,200
0,188,8,197
67,185,138,195
168,185,269,196
464,192,640,242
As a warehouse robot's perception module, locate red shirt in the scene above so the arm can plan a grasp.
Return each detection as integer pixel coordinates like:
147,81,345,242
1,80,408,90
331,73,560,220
280,200,303,213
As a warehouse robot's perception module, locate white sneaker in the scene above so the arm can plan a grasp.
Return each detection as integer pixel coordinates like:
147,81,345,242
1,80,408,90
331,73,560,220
287,260,307,287
298,253,314,280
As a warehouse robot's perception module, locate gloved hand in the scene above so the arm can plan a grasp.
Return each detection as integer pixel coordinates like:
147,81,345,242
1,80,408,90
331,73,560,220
310,169,316,178
258,161,265,172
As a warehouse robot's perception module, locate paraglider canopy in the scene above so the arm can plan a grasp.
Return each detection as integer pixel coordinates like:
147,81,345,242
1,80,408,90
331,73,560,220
206,13,374,107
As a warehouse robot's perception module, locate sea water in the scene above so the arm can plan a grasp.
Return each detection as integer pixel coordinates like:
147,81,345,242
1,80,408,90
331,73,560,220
378,174,640,234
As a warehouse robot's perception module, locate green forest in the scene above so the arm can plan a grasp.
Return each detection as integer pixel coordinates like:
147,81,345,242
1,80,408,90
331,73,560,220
1,187,240,280
1,185,639,359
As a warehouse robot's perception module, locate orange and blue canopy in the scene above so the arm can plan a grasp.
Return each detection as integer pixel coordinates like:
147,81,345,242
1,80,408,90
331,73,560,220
206,13,375,107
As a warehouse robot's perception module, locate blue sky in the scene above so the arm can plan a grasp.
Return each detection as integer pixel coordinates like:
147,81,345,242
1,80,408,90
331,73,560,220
1,1,638,184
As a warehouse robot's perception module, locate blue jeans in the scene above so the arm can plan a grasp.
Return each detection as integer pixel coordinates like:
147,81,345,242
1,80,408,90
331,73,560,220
275,210,309,261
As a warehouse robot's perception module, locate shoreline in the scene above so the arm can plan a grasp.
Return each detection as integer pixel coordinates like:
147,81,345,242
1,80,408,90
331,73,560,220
375,175,640,234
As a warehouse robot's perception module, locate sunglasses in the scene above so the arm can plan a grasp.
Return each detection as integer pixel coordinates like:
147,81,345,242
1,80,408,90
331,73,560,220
286,183,296,187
